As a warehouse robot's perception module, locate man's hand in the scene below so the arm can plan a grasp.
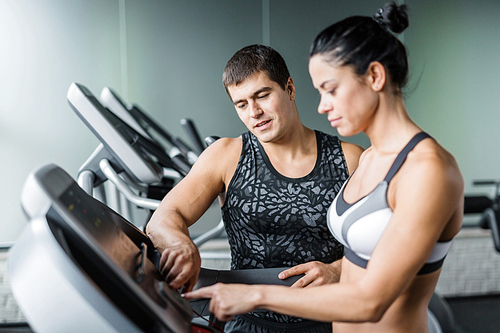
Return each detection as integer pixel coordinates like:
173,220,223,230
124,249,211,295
278,260,341,288
159,241,201,292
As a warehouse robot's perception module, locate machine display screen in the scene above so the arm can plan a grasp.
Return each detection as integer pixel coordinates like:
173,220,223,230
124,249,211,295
70,85,162,182
60,183,140,275
56,182,193,324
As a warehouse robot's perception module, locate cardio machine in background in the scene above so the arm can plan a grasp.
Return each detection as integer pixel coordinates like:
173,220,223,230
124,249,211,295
69,83,225,246
99,86,199,166
463,180,500,252
70,83,225,245
68,83,188,227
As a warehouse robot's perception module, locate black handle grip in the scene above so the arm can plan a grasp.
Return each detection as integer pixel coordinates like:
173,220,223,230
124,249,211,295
472,180,497,186
190,267,305,316
180,118,206,154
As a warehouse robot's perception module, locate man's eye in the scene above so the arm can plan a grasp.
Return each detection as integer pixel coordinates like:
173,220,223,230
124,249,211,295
329,89,336,95
258,93,269,99
237,103,247,109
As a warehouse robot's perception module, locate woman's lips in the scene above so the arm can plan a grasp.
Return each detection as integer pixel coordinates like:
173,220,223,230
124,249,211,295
328,117,341,127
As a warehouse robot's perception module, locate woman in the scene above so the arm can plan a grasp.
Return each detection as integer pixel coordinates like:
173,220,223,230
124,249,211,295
185,3,464,332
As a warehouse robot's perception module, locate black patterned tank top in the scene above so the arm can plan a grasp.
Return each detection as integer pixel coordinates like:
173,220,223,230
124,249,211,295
222,130,348,269
221,131,348,323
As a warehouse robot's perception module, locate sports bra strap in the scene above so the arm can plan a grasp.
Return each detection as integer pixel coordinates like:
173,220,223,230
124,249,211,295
383,132,432,183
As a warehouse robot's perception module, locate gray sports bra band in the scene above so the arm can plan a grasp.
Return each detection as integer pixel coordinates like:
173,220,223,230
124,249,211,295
345,247,448,275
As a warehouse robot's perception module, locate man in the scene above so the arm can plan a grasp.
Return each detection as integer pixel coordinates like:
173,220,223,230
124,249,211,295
146,44,363,332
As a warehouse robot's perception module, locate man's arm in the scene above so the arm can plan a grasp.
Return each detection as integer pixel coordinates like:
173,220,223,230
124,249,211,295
340,141,364,174
279,260,342,287
146,137,241,291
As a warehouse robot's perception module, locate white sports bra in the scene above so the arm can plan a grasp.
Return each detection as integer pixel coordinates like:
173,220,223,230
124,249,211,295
327,132,452,275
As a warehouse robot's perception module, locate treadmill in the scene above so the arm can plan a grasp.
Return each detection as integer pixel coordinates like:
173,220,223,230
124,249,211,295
9,163,210,332
9,163,307,332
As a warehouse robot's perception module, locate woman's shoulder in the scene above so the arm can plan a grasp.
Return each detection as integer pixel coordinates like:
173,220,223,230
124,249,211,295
405,136,463,191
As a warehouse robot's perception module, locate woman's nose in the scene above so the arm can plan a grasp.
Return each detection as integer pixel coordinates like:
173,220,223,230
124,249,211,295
317,94,331,114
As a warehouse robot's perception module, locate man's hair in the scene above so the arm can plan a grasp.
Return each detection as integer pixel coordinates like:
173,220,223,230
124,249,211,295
222,45,290,96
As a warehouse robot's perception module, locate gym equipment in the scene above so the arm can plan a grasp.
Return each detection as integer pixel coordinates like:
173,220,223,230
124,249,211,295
180,118,206,155
68,83,184,229
10,164,204,332
464,180,500,252
100,87,198,165
69,83,224,244
8,164,303,332
70,83,191,180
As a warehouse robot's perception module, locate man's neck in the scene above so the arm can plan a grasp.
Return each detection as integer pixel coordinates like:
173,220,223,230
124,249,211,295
259,125,318,178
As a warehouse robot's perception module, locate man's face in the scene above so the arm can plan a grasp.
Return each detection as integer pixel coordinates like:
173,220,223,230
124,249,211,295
227,71,296,144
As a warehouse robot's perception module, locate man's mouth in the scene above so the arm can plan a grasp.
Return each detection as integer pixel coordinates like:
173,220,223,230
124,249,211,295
255,120,271,128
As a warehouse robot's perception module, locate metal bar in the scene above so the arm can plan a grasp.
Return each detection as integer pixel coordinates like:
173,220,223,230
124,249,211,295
99,159,160,211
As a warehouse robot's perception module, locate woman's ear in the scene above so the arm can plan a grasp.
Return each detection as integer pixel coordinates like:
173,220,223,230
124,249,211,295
367,62,386,92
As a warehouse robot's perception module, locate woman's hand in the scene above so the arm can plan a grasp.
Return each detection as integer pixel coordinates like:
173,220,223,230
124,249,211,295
183,283,263,321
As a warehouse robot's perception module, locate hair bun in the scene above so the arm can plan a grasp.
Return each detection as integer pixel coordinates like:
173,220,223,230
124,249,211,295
373,2,409,34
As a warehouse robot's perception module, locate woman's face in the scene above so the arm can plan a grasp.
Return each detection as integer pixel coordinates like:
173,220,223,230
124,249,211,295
308,55,379,137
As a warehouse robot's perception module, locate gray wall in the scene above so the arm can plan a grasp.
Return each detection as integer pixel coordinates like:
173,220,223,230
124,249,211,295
1,0,499,243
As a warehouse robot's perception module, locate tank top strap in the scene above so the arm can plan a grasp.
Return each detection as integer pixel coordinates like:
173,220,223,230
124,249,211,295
242,131,251,147
383,132,432,183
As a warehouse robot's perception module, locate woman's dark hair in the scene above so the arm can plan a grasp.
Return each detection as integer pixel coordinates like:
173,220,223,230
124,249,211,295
223,44,290,96
310,2,409,93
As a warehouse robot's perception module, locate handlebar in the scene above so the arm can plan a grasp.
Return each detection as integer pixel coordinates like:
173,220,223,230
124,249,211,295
180,118,206,155
472,180,499,186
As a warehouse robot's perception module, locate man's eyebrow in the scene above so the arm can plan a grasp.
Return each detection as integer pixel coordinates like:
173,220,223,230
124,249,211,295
233,87,273,105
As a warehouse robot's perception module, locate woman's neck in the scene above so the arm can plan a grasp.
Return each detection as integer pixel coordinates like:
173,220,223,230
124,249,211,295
364,94,421,154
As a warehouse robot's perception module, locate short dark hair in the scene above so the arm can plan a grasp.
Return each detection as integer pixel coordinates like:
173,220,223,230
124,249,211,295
310,2,409,93
223,45,290,96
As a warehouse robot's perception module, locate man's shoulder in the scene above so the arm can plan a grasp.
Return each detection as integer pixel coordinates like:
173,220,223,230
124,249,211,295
314,130,341,146
205,136,243,155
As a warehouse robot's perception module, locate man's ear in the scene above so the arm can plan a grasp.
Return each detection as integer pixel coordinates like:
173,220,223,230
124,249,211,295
286,77,296,100
367,62,386,92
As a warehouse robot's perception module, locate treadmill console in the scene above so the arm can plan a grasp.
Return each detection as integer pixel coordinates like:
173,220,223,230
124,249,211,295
100,86,151,139
15,164,195,332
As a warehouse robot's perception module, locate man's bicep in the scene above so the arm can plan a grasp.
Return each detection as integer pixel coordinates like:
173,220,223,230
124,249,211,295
161,150,226,226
